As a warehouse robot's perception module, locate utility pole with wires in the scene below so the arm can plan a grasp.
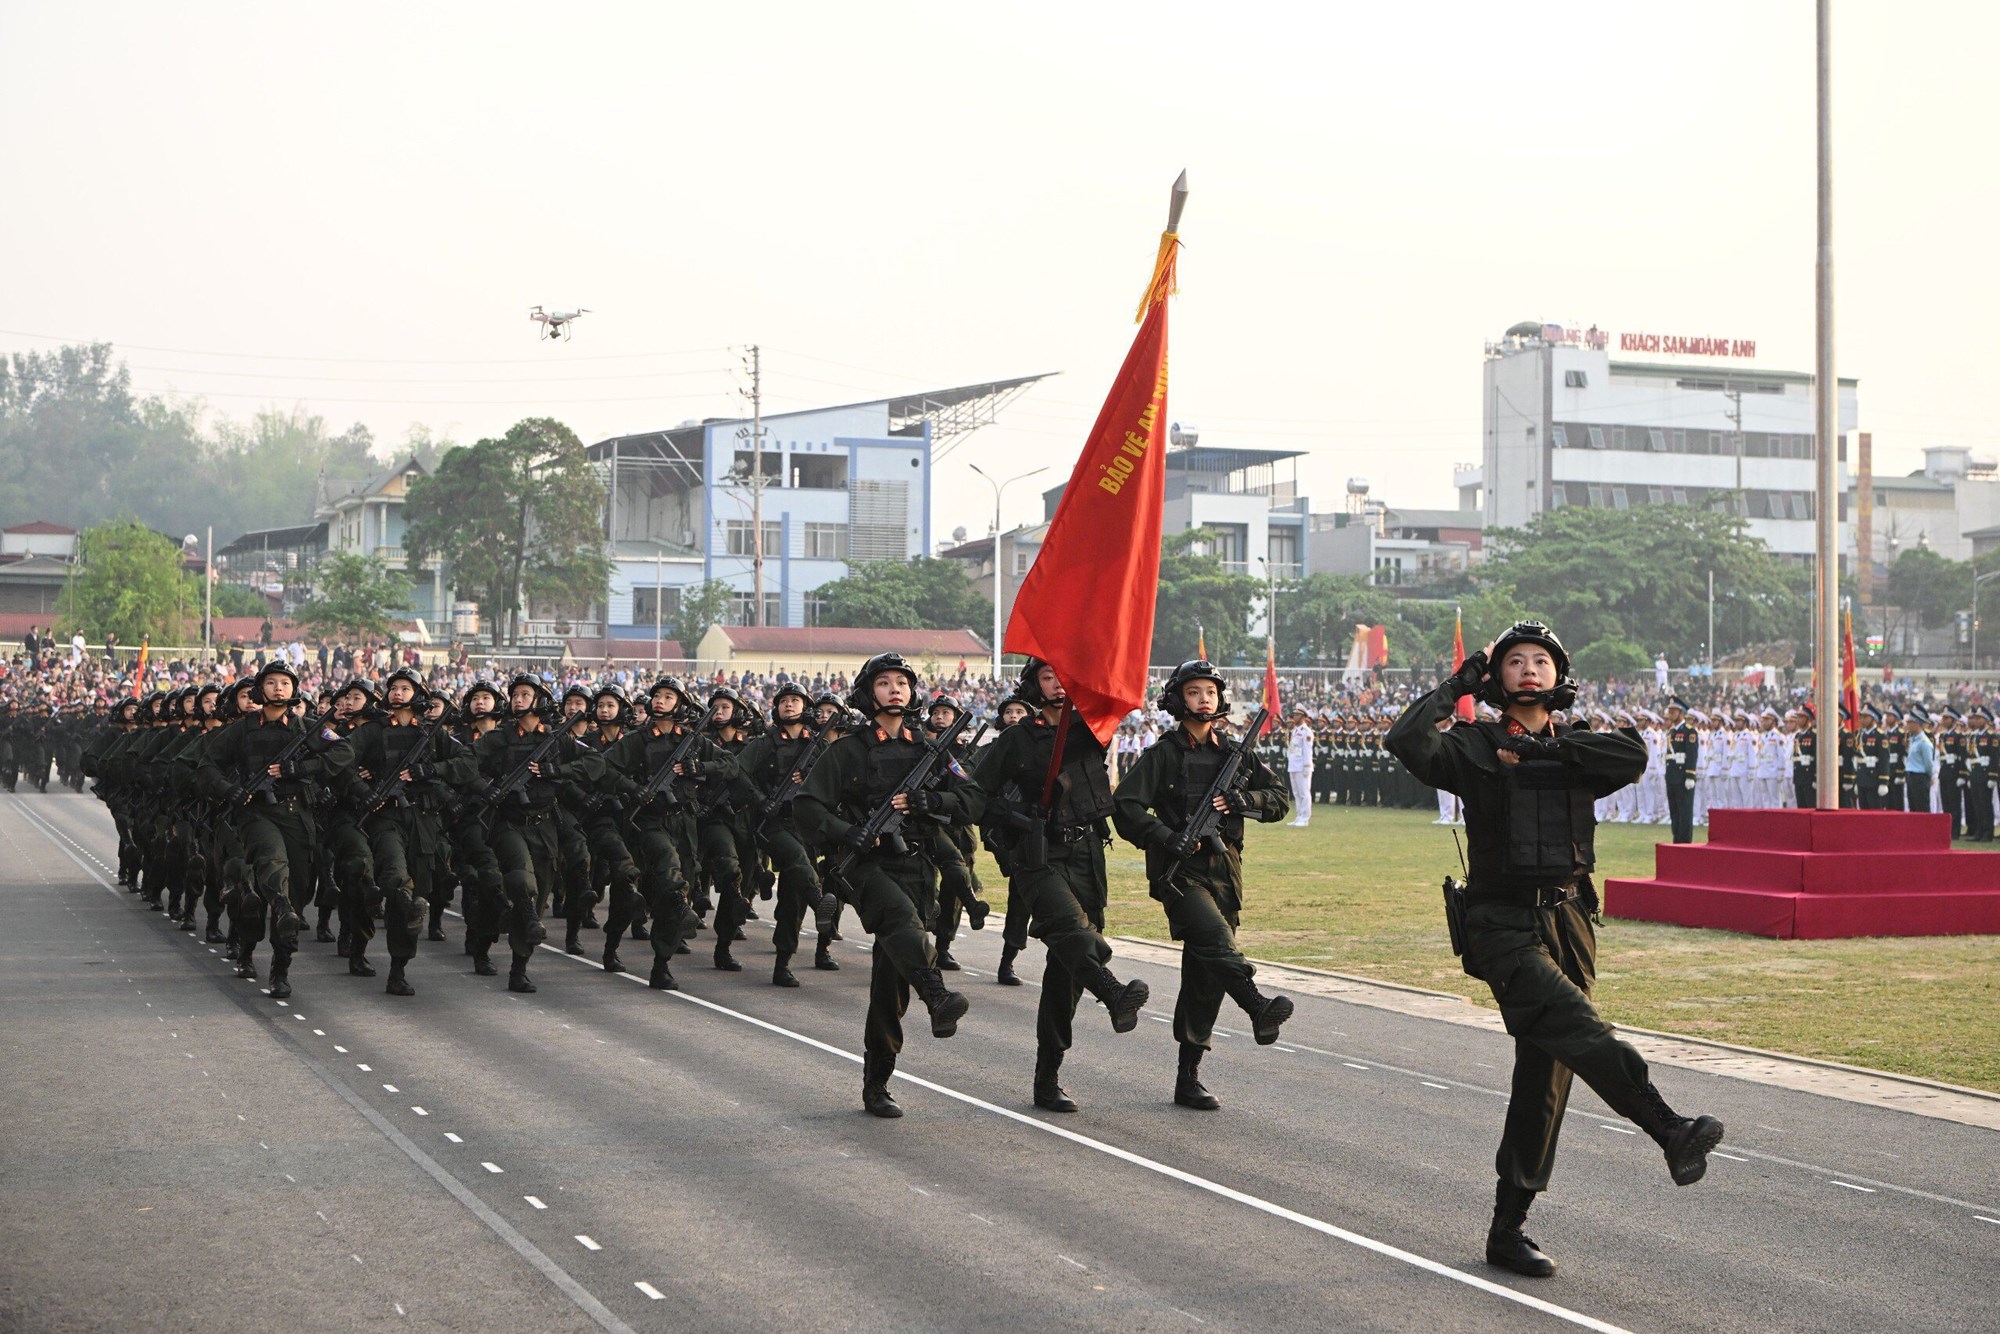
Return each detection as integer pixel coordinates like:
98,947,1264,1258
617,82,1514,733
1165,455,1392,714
736,345,769,626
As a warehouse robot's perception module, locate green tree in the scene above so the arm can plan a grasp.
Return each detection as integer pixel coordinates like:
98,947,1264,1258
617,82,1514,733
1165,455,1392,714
403,418,610,645
1887,546,1965,629
293,553,411,643
673,579,735,649
1478,504,1804,662
207,582,273,618
53,521,194,645
815,558,991,630
1569,637,1654,681
1152,530,1263,665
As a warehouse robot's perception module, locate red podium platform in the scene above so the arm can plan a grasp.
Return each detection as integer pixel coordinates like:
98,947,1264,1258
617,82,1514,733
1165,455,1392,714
1604,808,2000,939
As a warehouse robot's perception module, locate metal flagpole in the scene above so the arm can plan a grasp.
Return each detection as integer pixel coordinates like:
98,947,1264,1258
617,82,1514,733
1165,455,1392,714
1813,0,1840,807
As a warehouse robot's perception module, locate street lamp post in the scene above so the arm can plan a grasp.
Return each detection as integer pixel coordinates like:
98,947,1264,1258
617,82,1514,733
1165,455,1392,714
969,463,1047,686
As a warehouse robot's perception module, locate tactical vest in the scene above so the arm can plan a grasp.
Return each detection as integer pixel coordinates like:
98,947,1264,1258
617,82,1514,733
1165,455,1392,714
1023,716,1113,831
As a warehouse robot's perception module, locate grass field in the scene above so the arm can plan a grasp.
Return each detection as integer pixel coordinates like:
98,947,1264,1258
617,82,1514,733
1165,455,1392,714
971,807,2000,1093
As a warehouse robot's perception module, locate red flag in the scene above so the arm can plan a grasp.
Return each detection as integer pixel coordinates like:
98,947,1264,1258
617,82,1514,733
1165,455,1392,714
133,638,149,698
1196,625,1206,660
1005,218,1178,744
1840,610,1859,731
1260,639,1280,736
1452,609,1474,722
1366,624,1389,669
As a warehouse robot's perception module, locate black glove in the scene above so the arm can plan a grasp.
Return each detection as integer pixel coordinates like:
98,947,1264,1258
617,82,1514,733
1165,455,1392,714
839,825,872,853
1218,788,1249,815
1001,809,1039,834
679,757,703,779
1448,650,1489,699
905,789,943,815
226,783,252,807
1167,828,1201,859
276,759,303,780
1500,733,1562,761
406,763,435,783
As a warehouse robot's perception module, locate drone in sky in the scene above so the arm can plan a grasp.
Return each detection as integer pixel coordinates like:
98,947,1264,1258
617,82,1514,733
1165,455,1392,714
529,306,590,341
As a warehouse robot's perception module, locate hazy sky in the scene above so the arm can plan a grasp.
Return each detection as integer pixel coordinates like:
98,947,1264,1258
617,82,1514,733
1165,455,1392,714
4,2,1994,540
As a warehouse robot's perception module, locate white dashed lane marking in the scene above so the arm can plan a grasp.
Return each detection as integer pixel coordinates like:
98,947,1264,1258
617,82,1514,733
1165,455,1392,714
443,1133,463,1144
525,1196,548,1210
1830,1181,1877,1194
635,1282,665,1300
482,1162,505,1174
575,1235,602,1251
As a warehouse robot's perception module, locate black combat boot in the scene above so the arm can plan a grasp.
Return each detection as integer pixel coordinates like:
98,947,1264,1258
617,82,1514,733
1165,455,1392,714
649,958,678,991
1175,1043,1221,1111
935,947,961,971
996,942,1021,986
471,944,498,975
1086,965,1150,1034
1033,1048,1078,1113
335,926,352,958
564,923,586,956
772,952,799,988
713,939,742,971
914,967,969,1038
1486,1181,1555,1277
814,938,840,971
235,945,258,981
629,921,651,941
1635,1083,1725,1185
385,960,414,997
602,945,627,975
348,947,377,978
427,899,448,942
507,955,536,994
315,907,335,944
862,1056,902,1118
267,965,292,1001
1224,976,1294,1045
967,897,989,931
205,920,225,945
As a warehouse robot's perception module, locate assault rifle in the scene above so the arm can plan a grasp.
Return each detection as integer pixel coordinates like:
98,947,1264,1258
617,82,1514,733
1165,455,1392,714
823,709,973,887
1151,707,1270,900
475,721,574,826
236,710,332,806
752,718,835,836
625,702,721,823
359,715,450,815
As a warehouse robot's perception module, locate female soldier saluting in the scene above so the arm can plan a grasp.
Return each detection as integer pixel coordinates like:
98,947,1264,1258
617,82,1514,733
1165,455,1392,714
1386,621,1724,1279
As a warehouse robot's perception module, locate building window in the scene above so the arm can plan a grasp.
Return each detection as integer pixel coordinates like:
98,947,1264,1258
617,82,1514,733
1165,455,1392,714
801,522,847,559
1648,429,1667,452
1788,492,1811,520
725,520,782,558
1587,484,1607,507
631,584,681,628
803,591,830,626
1611,426,1628,449
1563,369,1588,388
791,454,848,490
1611,486,1630,510
1586,427,1606,450
1551,425,1569,448
1671,488,1689,505
728,591,783,626
1648,487,1666,505
1267,528,1299,577
1673,429,1687,452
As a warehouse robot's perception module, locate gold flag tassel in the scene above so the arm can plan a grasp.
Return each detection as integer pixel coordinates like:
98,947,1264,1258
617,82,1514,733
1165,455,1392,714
1135,232,1181,322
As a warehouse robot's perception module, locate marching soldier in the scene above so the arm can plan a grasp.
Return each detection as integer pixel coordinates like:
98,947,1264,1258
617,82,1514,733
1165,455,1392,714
727,681,835,986
978,692,1036,987
448,681,510,974
601,677,732,991
974,658,1151,1113
698,687,756,972
922,694,990,972
1111,659,1295,1110
195,662,354,1001
573,685,643,970
794,653,977,1118
470,674,602,994
1386,621,1723,1279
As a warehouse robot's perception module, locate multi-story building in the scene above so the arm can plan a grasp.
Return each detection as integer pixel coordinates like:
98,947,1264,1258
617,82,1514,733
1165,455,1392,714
588,377,1046,642
1851,444,2000,566
1038,432,1310,635
1309,488,1484,587
1466,321,1857,562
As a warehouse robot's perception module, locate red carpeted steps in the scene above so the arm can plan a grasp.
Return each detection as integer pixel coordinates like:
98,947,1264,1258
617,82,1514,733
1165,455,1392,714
1604,808,2000,939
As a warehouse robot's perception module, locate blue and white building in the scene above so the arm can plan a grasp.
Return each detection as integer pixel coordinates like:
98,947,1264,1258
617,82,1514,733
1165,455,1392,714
589,378,1047,637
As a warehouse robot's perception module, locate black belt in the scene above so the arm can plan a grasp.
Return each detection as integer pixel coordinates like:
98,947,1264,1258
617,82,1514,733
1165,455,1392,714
1468,881,1578,909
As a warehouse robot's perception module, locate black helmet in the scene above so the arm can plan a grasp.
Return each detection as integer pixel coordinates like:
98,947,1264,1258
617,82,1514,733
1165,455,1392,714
847,652,924,715
1015,657,1064,708
771,681,812,715
590,683,631,725
195,683,222,718
251,659,302,705
707,685,746,723
336,677,381,708
461,680,504,716
997,692,1033,723
647,676,691,719
1157,659,1228,720
384,666,430,706
926,693,964,730
559,683,592,712
506,672,555,714
811,690,843,715
1480,621,1577,711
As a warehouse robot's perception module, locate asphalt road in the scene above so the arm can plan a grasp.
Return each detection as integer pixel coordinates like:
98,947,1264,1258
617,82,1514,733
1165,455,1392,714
3,791,1996,1333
